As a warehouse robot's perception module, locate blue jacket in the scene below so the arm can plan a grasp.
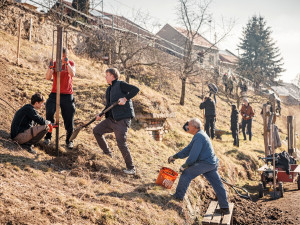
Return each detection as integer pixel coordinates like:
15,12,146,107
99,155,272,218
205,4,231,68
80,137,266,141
174,130,218,168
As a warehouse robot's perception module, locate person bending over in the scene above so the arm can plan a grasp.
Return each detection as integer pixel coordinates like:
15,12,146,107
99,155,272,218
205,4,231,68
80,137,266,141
168,118,229,214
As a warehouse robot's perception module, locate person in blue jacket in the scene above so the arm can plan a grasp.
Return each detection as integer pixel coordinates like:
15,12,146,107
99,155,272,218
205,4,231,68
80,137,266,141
168,118,229,214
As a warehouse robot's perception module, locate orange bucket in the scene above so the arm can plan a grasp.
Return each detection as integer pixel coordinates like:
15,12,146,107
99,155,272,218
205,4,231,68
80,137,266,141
156,167,178,189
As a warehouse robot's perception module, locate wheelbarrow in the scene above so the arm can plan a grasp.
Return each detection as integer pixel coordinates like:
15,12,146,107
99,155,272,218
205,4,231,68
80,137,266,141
257,156,300,199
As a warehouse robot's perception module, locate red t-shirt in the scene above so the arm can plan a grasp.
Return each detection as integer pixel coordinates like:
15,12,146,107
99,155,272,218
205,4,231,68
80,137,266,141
51,60,75,94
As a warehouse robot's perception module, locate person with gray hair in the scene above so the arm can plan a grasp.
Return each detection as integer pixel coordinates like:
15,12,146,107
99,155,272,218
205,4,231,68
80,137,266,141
168,118,229,214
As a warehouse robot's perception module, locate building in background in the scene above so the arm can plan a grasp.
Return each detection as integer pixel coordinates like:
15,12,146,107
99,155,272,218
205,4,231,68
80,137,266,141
156,23,219,67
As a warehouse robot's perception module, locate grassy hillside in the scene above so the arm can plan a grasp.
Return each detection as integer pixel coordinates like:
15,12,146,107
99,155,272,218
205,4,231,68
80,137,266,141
0,26,299,225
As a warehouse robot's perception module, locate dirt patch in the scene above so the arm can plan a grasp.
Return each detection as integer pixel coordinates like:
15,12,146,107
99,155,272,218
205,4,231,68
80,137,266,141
232,195,297,224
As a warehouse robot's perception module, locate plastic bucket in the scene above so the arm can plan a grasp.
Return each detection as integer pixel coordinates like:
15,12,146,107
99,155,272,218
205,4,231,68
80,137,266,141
156,167,178,189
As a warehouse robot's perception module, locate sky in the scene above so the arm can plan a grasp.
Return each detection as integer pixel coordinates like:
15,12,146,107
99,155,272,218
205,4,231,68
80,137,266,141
28,0,300,82
99,0,300,83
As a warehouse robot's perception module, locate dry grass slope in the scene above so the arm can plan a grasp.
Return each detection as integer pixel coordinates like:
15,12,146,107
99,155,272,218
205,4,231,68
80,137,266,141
0,26,299,225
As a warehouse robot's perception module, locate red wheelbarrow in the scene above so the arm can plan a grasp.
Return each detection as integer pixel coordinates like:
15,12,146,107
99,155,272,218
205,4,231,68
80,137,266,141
257,157,300,198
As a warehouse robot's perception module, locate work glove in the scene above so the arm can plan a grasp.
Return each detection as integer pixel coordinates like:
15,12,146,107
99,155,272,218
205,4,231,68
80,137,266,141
179,166,185,173
49,60,54,69
168,156,176,164
48,123,53,133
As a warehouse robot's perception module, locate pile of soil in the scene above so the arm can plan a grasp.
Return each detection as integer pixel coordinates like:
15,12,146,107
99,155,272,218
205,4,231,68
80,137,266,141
232,196,296,224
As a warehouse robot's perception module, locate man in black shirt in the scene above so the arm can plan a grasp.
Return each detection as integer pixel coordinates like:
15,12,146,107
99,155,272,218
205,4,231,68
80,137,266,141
200,96,216,139
10,93,50,154
93,68,140,175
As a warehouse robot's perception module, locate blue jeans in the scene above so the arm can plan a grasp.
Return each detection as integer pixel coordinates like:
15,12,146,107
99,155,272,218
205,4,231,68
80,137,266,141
174,162,229,208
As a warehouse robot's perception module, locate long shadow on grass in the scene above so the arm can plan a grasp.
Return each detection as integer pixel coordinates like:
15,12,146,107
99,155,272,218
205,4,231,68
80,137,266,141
0,153,53,172
97,183,184,216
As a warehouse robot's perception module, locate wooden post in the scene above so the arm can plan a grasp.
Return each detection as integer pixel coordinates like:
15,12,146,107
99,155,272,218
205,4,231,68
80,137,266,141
17,18,22,65
55,26,64,155
270,122,276,197
263,104,269,157
287,116,296,155
29,18,32,41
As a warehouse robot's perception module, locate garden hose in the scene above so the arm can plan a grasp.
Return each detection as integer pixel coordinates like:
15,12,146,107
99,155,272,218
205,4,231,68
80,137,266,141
221,177,252,200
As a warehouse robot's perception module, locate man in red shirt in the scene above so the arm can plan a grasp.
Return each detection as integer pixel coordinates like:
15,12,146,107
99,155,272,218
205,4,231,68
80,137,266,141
44,48,76,149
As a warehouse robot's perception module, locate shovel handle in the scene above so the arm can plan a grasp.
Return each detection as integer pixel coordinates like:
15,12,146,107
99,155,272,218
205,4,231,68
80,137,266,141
82,101,119,128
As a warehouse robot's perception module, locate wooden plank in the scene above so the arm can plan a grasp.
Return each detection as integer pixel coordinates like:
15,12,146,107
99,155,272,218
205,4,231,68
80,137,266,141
221,203,234,225
210,204,222,225
202,201,218,224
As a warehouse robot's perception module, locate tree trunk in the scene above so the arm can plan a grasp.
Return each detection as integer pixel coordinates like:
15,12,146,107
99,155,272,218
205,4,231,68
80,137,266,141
126,72,130,83
180,77,187,105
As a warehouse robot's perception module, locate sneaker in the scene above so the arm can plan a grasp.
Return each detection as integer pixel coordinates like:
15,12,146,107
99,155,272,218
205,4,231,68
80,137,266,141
44,139,51,145
123,168,136,175
169,194,183,202
67,141,74,149
104,152,113,158
21,144,37,155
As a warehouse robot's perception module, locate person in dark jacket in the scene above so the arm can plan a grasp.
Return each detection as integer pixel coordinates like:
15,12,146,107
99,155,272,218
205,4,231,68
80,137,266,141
10,93,50,154
168,118,229,214
230,104,239,146
93,68,140,175
200,96,216,139
240,99,254,141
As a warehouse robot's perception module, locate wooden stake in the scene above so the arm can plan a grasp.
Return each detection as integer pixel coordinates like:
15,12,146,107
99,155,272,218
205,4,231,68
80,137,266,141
29,18,32,41
55,26,64,155
287,116,296,155
17,18,22,65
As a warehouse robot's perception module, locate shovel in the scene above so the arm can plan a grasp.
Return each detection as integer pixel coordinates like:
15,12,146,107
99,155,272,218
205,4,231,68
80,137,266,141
69,101,119,142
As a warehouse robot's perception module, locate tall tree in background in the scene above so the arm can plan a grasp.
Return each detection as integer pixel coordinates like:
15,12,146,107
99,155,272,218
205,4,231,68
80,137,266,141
238,15,284,88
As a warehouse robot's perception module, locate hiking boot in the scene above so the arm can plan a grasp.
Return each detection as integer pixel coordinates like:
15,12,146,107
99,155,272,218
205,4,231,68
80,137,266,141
22,144,37,155
215,208,230,215
123,168,136,175
44,138,51,146
67,141,74,149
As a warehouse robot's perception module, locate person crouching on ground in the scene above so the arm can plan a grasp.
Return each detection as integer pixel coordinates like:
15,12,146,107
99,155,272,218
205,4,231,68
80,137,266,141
10,93,51,154
168,118,229,214
231,104,239,147
93,68,140,175
240,98,254,141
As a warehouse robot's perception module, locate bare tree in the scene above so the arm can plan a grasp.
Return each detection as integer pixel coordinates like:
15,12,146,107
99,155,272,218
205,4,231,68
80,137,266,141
112,31,159,83
175,0,234,105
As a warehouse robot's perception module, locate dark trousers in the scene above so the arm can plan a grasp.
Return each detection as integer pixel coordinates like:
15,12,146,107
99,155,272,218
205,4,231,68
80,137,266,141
232,129,239,146
45,93,76,143
242,119,252,141
205,116,215,139
93,118,134,170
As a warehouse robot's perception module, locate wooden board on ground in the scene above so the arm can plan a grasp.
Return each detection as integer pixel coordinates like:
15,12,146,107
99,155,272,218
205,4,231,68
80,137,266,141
202,201,234,225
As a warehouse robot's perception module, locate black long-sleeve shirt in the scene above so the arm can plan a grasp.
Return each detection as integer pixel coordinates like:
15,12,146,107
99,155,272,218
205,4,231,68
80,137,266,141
10,104,46,139
199,97,216,117
106,80,140,118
